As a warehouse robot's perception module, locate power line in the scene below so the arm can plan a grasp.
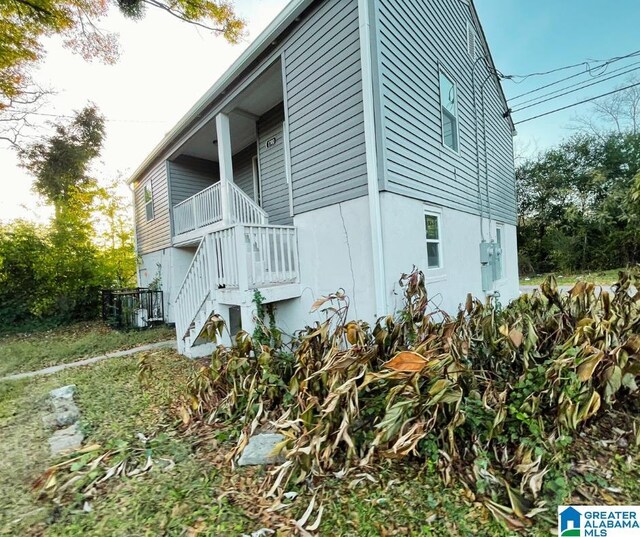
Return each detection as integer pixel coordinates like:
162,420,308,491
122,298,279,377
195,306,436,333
500,47,640,83
511,62,640,112
509,54,640,102
514,80,640,125
26,111,169,124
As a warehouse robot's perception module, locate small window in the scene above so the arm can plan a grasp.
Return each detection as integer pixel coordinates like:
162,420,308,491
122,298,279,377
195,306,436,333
439,70,459,152
425,213,442,269
144,183,154,221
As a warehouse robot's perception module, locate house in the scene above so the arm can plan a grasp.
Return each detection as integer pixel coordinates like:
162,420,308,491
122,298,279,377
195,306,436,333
559,506,581,534
129,0,519,358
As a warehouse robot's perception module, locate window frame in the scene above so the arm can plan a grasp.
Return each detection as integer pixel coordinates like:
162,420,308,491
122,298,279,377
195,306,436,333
144,182,154,222
438,66,460,154
424,210,443,271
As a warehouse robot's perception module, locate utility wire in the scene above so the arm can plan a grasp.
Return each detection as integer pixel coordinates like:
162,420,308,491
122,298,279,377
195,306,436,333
26,111,169,124
500,48,640,83
511,62,640,112
509,50,640,101
514,80,640,124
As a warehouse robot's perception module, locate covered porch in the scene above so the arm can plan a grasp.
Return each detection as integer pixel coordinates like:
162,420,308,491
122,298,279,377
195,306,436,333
170,58,300,349
168,59,290,247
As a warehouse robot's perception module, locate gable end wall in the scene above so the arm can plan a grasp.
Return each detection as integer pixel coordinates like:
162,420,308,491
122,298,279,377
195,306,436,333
375,0,517,224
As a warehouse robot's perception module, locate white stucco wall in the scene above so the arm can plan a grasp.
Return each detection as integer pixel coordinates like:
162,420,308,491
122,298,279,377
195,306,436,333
379,192,519,316
273,195,378,335
164,192,520,357
137,246,196,323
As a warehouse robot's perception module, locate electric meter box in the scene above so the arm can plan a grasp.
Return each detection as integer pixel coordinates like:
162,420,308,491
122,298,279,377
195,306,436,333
480,240,502,292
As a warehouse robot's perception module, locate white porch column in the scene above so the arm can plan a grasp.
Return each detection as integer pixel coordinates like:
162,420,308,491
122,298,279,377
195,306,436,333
216,112,234,225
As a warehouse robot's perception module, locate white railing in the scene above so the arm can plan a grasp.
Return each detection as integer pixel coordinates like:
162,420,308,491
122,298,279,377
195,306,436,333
175,237,213,340
173,182,267,237
210,227,239,289
173,183,222,236
244,225,299,288
174,224,299,343
228,182,268,225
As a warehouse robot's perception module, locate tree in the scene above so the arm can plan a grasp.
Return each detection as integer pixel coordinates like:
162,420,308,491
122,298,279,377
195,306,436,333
0,219,51,324
0,0,245,145
573,76,640,137
517,132,640,274
10,105,136,324
94,178,136,288
19,104,105,215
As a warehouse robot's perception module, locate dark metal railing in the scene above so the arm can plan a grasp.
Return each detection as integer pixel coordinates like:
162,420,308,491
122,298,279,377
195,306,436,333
100,288,164,329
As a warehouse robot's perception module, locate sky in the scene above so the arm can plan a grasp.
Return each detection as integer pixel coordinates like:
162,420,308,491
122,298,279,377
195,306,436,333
2,0,640,222
475,0,640,155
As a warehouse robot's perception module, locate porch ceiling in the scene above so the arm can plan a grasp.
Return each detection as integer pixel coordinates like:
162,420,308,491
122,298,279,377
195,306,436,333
176,61,283,162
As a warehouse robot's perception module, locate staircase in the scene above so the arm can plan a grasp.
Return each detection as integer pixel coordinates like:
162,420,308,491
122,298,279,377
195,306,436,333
174,223,300,356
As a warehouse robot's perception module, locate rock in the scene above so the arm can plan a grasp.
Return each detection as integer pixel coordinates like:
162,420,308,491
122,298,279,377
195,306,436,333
237,433,285,466
45,384,84,454
48,422,84,454
55,408,80,427
617,437,629,449
49,385,76,400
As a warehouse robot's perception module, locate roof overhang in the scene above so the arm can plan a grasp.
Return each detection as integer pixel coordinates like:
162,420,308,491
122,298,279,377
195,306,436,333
128,0,314,185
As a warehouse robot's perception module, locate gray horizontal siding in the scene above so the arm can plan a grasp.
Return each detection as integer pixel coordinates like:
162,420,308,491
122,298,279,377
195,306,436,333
232,144,257,201
284,0,368,215
376,0,516,224
168,156,219,206
134,161,171,255
257,103,292,225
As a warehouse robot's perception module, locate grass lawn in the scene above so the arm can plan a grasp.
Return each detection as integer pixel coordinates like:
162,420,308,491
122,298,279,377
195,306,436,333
1,343,638,536
519,267,630,287
0,322,175,377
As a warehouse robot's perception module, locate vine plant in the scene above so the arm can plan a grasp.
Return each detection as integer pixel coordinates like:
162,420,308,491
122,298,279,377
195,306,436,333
252,290,281,348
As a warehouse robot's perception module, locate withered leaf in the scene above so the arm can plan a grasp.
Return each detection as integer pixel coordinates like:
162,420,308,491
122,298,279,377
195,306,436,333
383,351,428,372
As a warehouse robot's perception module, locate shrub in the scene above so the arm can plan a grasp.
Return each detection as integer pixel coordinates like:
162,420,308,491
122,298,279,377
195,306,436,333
185,269,640,528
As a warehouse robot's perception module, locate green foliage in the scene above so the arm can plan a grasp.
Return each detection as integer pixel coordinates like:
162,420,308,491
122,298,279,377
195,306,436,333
185,269,640,530
1,107,135,328
0,321,174,376
20,104,105,209
0,219,49,324
517,132,640,274
0,0,244,107
252,289,281,348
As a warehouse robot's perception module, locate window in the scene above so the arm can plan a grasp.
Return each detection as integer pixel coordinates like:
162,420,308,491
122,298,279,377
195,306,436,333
425,213,442,269
439,70,459,152
144,183,154,221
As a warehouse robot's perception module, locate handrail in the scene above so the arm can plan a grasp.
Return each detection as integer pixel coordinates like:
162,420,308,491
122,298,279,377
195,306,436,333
173,181,267,236
227,181,268,224
175,236,211,340
174,223,300,346
173,182,222,235
175,236,205,302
